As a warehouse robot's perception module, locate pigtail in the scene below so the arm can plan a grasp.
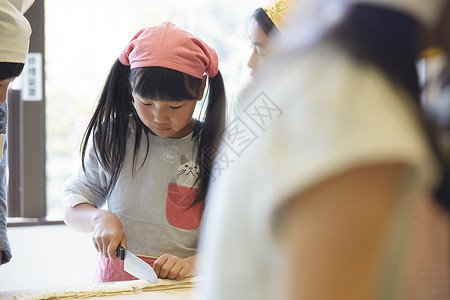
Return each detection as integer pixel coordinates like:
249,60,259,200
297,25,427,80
81,59,147,193
194,70,226,206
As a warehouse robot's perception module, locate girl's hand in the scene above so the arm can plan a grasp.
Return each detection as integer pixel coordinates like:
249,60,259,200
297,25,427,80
92,210,127,259
153,254,196,280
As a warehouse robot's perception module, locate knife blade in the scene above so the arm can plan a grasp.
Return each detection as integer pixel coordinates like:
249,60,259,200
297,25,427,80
116,245,159,284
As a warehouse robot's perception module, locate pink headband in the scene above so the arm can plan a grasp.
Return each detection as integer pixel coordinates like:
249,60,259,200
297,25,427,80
119,22,219,78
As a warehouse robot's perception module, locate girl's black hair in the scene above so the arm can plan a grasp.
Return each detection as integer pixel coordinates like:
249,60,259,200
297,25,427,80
251,7,280,36
0,62,25,81
328,5,450,211
81,59,226,208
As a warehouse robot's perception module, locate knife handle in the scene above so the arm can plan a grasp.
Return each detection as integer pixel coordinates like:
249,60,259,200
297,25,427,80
116,245,126,260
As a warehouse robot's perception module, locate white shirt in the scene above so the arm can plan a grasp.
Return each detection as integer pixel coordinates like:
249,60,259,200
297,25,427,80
197,42,438,299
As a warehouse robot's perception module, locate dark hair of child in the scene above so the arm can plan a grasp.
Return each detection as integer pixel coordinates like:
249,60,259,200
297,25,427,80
251,7,281,36
0,62,24,81
80,60,226,208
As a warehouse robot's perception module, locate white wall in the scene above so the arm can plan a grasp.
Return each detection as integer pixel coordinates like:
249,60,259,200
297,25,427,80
0,224,99,291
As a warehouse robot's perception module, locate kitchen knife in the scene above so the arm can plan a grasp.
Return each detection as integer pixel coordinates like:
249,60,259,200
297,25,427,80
116,245,159,284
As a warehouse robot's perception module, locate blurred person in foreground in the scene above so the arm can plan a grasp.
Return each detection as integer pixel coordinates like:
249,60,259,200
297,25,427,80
0,0,34,266
197,0,450,299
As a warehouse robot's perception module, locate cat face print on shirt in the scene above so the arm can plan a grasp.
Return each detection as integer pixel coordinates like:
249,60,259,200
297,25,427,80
176,155,200,188
166,155,203,229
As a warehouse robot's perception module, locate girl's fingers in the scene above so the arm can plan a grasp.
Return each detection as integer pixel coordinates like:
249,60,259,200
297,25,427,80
91,211,126,259
166,262,183,280
185,269,195,278
92,239,100,253
107,237,122,259
101,240,108,258
153,255,168,278
154,254,193,280
100,235,112,258
175,266,193,280
92,236,107,257
121,236,127,249
155,254,180,278
159,259,176,279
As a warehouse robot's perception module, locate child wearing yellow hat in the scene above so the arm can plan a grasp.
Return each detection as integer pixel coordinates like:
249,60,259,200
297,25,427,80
229,0,297,122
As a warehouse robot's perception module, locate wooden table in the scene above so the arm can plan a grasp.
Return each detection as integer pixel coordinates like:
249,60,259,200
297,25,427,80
0,281,195,300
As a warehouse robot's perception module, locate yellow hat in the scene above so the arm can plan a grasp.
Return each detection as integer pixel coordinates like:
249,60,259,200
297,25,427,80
419,47,444,59
263,0,296,30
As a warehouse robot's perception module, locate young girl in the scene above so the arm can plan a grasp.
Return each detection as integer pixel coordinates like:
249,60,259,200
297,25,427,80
62,22,226,282
229,0,297,121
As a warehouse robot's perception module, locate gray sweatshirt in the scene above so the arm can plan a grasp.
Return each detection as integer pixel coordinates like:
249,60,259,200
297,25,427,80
63,121,203,258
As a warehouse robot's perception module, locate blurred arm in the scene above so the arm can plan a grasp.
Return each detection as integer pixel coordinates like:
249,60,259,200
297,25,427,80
281,162,404,300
